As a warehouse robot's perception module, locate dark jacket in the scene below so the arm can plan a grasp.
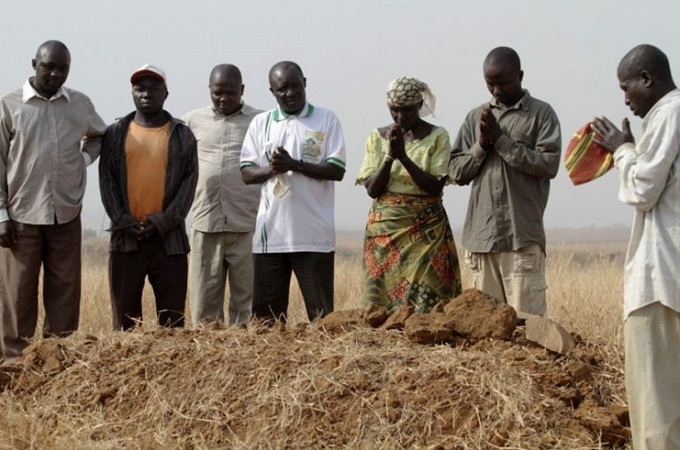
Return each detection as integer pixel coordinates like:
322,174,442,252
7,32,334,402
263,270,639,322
99,111,198,255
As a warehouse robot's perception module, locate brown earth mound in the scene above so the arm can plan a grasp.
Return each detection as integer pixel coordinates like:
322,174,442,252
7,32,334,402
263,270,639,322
0,292,629,449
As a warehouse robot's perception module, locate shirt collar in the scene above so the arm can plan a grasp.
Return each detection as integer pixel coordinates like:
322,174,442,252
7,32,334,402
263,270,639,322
642,88,680,129
22,79,70,103
210,101,246,119
271,102,314,122
489,89,530,111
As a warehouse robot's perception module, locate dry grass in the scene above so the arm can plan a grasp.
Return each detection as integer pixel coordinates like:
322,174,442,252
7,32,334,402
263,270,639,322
0,230,630,449
78,232,626,342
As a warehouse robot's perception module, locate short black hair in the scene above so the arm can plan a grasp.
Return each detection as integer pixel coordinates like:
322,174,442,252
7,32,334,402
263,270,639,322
35,40,70,61
484,47,521,72
209,64,242,85
269,61,304,83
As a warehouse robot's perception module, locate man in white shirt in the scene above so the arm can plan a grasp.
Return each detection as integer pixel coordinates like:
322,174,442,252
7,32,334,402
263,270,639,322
593,44,680,450
240,61,346,323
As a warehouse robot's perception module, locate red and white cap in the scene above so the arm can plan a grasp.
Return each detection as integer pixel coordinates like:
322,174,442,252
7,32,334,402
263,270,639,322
130,63,166,85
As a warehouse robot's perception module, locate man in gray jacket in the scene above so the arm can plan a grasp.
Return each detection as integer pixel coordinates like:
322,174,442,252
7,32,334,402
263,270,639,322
449,46,561,319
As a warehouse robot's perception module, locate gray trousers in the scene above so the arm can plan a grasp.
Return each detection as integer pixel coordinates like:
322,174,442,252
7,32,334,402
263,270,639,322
0,217,81,363
189,229,254,326
625,302,680,450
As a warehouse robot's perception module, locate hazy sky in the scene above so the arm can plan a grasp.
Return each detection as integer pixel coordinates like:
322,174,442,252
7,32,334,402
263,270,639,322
2,1,679,232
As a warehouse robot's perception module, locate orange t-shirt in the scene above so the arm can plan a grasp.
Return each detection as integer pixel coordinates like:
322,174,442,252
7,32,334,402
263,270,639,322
125,121,171,221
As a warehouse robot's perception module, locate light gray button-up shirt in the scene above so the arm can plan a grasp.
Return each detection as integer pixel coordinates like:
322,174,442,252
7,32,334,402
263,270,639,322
449,91,562,253
183,103,262,233
0,80,106,224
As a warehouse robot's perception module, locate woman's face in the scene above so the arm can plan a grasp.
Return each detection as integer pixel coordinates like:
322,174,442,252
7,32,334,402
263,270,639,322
389,103,420,131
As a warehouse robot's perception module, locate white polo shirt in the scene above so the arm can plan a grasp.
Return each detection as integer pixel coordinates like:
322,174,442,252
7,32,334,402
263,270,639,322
240,103,346,253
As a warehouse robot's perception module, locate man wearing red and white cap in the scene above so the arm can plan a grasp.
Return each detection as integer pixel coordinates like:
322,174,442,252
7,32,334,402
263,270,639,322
99,63,198,330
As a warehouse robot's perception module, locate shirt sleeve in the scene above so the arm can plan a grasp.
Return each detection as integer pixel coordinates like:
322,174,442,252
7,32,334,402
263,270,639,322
322,111,346,170
493,104,562,179
355,130,382,185
80,97,107,164
240,114,265,169
0,98,12,217
614,113,680,212
99,123,135,229
449,110,488,185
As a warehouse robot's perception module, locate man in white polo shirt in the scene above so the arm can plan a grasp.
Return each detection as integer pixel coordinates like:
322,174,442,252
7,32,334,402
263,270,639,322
240,61,346,323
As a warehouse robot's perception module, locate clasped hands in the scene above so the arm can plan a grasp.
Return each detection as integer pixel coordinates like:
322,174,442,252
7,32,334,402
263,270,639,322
124,218,157,241
479,106,503,149
387,125,407,161
591,117,635,153
269,146,296,174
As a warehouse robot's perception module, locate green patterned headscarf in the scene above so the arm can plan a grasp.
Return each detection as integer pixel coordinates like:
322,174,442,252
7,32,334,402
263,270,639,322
386,76,437,117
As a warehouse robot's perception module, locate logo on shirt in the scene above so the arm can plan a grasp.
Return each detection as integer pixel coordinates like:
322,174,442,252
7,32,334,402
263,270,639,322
302,130,325,160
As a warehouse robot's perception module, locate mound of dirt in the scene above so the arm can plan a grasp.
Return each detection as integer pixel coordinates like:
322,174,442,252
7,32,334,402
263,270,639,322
0,291,629,449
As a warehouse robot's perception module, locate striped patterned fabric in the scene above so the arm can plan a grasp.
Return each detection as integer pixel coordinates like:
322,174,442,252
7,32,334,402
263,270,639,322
564,123,613,185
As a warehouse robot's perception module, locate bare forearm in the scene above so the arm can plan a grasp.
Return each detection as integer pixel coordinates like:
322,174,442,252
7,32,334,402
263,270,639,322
400,157,445,196
296,160,345,181
241,166,274,185
364,158,394,198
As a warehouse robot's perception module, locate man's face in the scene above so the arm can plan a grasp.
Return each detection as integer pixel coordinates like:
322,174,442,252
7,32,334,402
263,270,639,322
132,76,168,115
210,76,243,116
269,68,306,115
483,62,523,107
617,70,653,118
31,46,70,98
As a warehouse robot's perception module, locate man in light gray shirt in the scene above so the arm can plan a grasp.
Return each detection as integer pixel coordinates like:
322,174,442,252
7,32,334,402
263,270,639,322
0,40,106,365
183,64,261,326
449,47,561,319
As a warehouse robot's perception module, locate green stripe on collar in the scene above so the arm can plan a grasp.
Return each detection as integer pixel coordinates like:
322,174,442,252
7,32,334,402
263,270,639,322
272,103,314,121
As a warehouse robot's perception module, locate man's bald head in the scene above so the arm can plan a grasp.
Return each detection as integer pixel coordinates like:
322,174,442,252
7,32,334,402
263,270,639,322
31,40,71,98
268,61,306,115
209,64,242,86
268,61,304,85
616,44,676,118
617,44,673,83
35,40,70,62
208,63,244,116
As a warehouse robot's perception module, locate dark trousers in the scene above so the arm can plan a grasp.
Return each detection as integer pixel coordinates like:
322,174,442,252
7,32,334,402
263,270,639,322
252,252,334,323
0,217,81,362
109,236,187,330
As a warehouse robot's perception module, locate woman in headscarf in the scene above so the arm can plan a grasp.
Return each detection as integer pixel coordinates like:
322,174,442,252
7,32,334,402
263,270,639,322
356,77,462,313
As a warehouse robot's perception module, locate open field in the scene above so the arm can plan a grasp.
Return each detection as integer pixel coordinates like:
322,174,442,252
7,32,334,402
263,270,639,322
75,228,627,341
0,228,631,449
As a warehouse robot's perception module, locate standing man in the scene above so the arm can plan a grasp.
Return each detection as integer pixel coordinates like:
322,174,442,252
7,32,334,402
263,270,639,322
592,44,680,449
99,64,198,330
0,40,106,365
240,61,346,323
183,64,261,326
449,46,561,319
